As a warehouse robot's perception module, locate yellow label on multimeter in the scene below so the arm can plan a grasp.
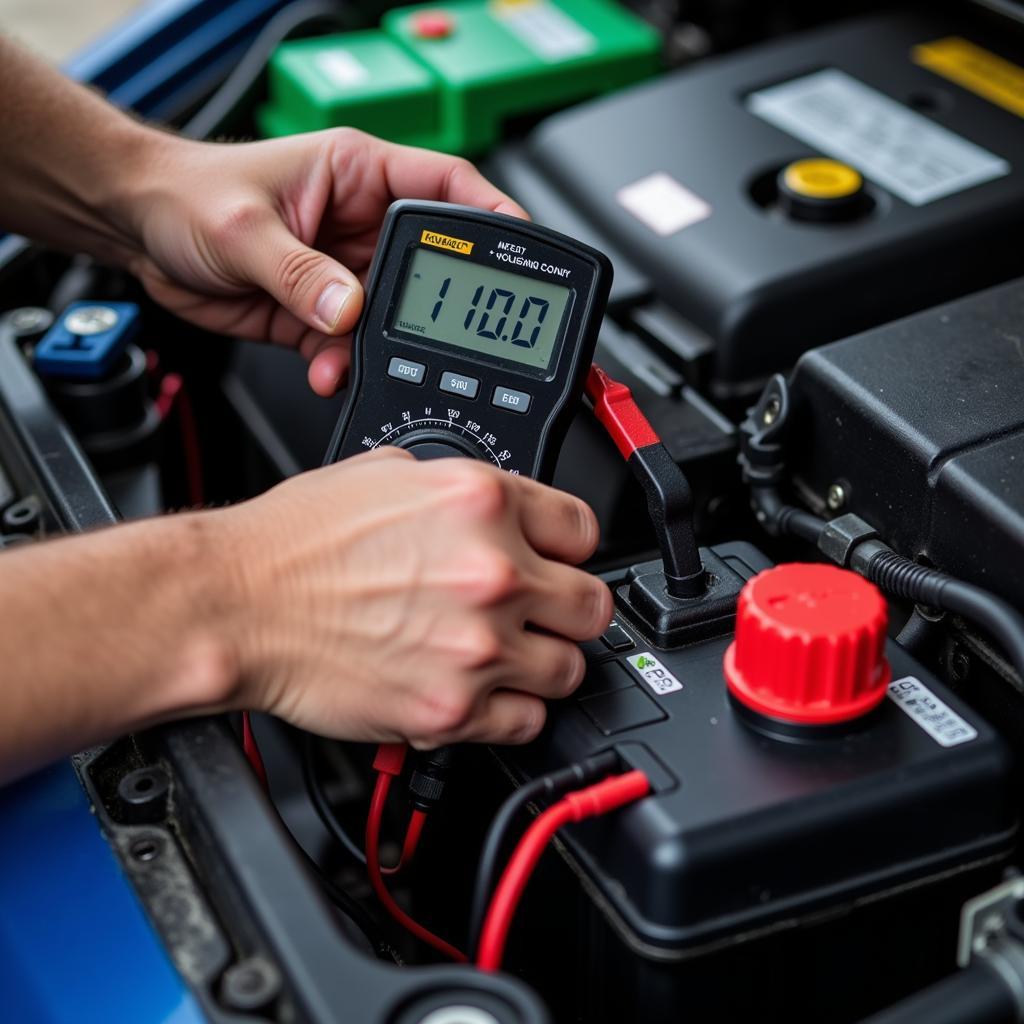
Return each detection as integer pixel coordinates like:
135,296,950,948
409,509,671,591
914,37,1024,119
420,230,474,255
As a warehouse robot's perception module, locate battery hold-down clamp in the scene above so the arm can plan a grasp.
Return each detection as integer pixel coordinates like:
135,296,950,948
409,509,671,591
585,365,747,646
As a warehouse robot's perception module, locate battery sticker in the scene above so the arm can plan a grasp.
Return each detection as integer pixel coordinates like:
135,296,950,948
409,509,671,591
747,68,1010,206
914,37,1024,120
626,652,683,696
491,0,597,62
616,172,712,236
315,50,370,89
887,676,978,747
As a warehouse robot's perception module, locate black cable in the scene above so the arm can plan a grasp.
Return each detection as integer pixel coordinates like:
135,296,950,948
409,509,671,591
853,543,1024,685
750,484,827,544
895,607,942,656
468,751,620,957
247,730,393,958
858,960,1018,1024
182,0,346,140
293,842,398,961
302,733,368,866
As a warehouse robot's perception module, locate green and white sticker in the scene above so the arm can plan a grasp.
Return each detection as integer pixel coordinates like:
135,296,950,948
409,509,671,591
626,652,683,695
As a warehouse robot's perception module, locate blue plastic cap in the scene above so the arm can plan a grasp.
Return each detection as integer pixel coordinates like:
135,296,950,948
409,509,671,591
33,301,141,381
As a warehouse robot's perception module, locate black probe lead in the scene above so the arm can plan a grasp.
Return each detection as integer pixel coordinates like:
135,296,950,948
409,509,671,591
468,751,620,957
302,733,369,867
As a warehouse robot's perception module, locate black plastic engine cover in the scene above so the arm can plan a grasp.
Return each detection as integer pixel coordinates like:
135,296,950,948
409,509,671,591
487,9,1024,399
788,277,1024,606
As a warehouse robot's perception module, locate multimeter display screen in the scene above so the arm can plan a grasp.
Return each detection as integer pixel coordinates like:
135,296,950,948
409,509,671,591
391,247,571,371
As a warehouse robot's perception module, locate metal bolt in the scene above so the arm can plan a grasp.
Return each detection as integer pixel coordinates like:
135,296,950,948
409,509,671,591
8,307,53,337
129,836,163,862
220,957,282,1013
826,483,847,511
64,305,119,336
118,766,170,808
418,1010,502,1024
950,649,971,683
762,396,781,426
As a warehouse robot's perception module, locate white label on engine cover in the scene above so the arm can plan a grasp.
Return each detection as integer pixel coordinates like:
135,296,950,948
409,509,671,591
626,652,683,695
316,50,370,89
616,172,712,236
492,1,596,62
747,68,1010,205
887,676,978,747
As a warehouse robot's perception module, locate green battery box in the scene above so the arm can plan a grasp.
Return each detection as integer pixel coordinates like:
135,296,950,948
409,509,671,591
257,0,661,154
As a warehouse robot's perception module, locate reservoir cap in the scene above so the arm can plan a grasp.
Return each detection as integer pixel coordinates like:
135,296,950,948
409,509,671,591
777,158,868,222
724,563,890,725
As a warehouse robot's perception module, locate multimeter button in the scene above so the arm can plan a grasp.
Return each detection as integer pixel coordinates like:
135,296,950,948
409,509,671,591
600,620,635,652
439,370,480,399
387,357,426,385
492,386,531,414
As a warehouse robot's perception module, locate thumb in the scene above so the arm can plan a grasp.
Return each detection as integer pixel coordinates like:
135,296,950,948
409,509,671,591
247,218,364,335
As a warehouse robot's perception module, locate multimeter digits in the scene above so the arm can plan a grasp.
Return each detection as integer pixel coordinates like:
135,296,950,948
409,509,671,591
325,200,612,482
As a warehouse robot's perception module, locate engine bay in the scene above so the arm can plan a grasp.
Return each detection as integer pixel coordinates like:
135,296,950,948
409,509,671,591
3,1,1024,1021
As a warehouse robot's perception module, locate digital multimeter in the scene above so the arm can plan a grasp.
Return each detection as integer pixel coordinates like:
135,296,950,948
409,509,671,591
325,201,612,481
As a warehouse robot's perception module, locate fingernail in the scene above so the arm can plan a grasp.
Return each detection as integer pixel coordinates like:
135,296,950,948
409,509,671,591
315,282,352,331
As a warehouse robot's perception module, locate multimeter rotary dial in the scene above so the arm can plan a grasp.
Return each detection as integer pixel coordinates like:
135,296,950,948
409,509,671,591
363,409,520,472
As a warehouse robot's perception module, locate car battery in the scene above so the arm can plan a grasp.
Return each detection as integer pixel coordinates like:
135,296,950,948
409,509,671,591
257,0,661,154
496,548,1017,1023
487,9,1024,401
786,276,1024,608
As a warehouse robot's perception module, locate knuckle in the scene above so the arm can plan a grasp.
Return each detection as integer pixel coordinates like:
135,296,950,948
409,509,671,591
444,462,508,521
472,551,521,604
453,618,504,668
583,579,614,636
510,700,547,745
209,202,265,247
327,126,366,148
571,498,600,557
277,246,327,306
412,683,475,741
444,156,476,192
553,643,586,695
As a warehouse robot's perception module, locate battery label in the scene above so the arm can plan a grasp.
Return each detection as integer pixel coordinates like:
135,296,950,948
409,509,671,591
914,37,1024,120
887,676,978,747
492,0,597,62
617,172,712,236
626,652,683,696
747,68,1010,205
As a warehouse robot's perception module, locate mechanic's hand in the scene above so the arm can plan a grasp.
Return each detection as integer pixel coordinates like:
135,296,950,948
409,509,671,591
217,448,612,748
123,128,527,396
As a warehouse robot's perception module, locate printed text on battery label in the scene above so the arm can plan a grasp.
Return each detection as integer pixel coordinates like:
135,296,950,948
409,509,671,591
887,676,978,747
626,652,683,695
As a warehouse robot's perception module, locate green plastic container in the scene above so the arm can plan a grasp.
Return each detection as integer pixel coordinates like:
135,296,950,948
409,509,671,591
258,0,661,154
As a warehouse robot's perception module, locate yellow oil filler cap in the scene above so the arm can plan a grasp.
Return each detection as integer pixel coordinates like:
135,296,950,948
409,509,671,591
778,158,869,222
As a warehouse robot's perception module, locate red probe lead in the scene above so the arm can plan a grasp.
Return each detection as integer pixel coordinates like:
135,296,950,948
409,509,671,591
476,770,651,972
366,743,467,962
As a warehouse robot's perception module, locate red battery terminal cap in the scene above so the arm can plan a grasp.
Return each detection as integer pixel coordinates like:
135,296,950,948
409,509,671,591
724,563,891,725
412,10,455,38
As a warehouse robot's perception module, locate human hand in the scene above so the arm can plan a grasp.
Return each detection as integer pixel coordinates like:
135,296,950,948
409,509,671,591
215,448,612,748
120,128,527,396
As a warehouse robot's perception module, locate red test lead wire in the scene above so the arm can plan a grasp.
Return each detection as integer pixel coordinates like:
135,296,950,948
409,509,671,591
366,769,467,962
241,712,268,790
476,770,651,972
